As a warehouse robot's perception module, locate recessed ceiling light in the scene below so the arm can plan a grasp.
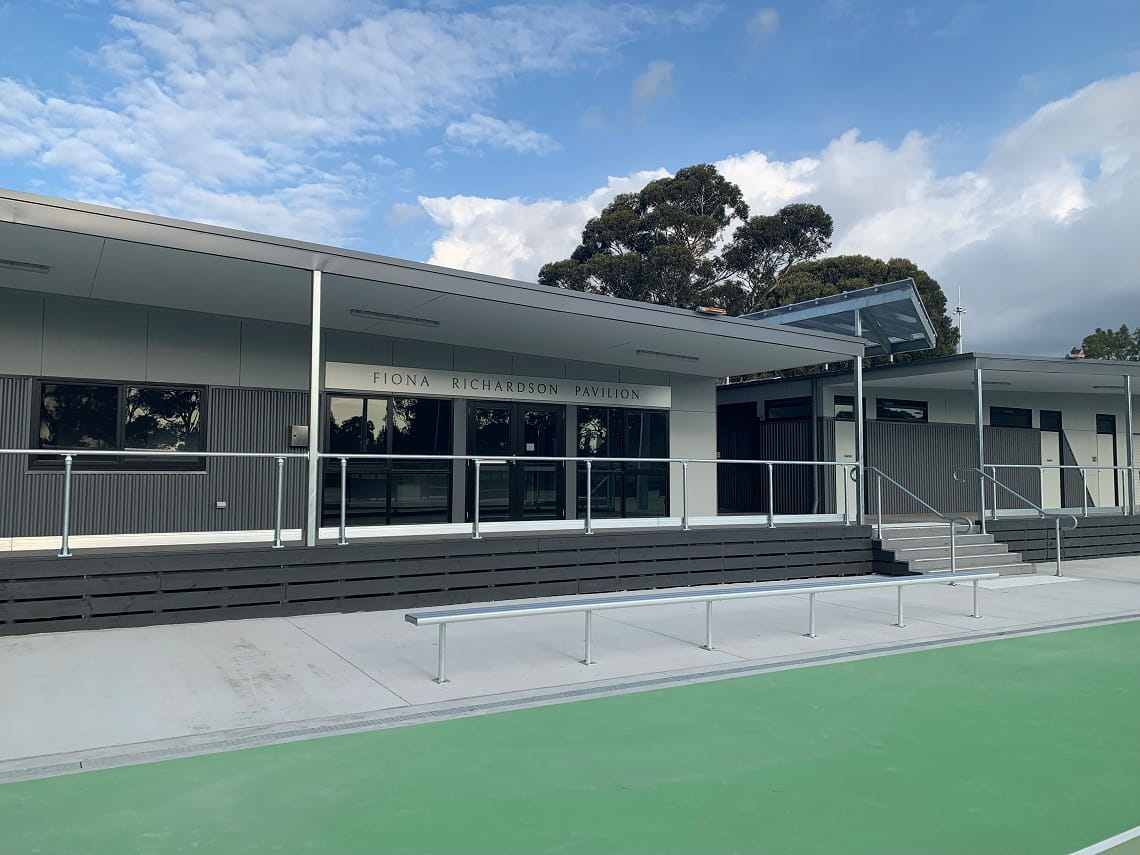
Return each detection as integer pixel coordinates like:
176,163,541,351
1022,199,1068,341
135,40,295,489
349,308,440,328
0,258,50,274
636,349,699,362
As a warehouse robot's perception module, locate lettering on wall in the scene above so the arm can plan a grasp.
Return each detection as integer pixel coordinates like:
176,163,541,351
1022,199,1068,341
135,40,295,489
326,362,671,408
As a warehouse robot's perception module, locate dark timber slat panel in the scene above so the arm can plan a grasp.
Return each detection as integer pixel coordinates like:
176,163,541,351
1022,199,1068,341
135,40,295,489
989,515,1140,562
0,525,875,635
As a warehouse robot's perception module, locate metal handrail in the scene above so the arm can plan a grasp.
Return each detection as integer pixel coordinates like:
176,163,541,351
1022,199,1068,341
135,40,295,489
982,462,1137,518
316,452,857,543
0,448,307,556
863,466,972,576
953,467,1078,576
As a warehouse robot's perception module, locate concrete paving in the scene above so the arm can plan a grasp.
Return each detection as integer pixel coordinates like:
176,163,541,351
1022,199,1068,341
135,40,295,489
2,556,1138,777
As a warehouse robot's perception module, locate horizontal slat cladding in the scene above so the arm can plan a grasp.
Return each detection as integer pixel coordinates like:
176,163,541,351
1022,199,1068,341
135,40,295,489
989,515,1140,562
0,525,875,634
0,378,307,538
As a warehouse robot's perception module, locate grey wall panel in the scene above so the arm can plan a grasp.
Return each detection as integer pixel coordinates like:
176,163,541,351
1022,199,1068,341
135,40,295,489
565,361,619,382
42,295,148,379
147,308,241,386
0,288,43,375
454,346,511,373
865,421,1042,514
0,378,308,537
325,329,393,366
392,339,453,370
618,367,669,385
238,320,308,390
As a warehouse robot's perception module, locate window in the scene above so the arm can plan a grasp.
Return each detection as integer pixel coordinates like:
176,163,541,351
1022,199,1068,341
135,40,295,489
36,381,203,468
876,398,928,423
764,396,812,421
1040,410,1062,432
1096,414,1116,435
577,407,668,519
990,406,1033,429
322,394,452,526
833,395,867,421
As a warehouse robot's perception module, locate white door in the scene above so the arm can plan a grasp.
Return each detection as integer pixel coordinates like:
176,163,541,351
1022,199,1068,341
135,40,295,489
834,420,858,518
1094,432,1118,507
1040,432,1061,509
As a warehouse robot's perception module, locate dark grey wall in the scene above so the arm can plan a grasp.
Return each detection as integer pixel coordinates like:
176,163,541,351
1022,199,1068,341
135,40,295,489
0,376,307,537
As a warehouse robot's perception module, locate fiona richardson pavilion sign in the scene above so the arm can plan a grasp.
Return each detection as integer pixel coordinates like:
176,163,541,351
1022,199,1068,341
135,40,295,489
325,362,672,408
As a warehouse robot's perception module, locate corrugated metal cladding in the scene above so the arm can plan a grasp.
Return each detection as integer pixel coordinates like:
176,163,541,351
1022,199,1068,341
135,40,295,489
865,421,1041,514
0,377,307,537
717,417,818,514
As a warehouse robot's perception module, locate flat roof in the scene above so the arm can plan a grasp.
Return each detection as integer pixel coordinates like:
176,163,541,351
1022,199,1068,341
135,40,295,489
720,352,1140,396
0,189,866,377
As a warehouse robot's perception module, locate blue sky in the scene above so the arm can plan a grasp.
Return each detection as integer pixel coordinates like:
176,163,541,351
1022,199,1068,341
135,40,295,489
0,0,1138,354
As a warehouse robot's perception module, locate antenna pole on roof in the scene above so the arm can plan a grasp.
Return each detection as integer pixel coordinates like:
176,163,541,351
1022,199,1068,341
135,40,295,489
953,286,966,354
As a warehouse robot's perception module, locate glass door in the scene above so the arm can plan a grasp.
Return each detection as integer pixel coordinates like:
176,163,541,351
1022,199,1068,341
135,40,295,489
468,402,564,521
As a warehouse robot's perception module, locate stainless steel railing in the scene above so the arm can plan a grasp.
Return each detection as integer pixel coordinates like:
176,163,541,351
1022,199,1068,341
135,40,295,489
316,453,858,544
980,463,1137,518
0,449,306,557
953,467,1078,576
863,466,973,575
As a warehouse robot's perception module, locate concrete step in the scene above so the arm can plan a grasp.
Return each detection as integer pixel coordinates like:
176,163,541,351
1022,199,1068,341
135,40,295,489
878,533,994,549
888,543,1010,561
878,525,977,539
909,552,1026,572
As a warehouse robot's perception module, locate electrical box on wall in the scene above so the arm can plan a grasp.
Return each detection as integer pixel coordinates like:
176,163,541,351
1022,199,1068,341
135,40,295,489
290,425,309,447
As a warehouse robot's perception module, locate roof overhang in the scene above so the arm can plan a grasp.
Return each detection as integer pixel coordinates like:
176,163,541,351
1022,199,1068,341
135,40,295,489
741,279,937,357
820,353,1140,395
0,189,865,377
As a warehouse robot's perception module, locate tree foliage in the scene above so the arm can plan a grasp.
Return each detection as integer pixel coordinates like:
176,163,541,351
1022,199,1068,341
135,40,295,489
1072,325,1140,361
539,164,833,313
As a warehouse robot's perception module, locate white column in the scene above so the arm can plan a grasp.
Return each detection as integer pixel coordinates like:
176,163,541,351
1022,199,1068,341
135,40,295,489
1125,373,1135,515
305,270,322,547
974,366,986,533
854,310,865,525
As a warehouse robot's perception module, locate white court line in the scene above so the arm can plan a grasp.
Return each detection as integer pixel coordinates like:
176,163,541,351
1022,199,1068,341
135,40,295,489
1069,824,1140,855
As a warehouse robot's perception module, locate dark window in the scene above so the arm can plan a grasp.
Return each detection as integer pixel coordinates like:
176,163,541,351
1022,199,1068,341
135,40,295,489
322,394,452,526
833,395,867,421
876,398,928,423
765,396,812,421
577,407,669,519
36,381,204,469
990,406,1033,429
1040,410,1062,432
1096,414,1116,435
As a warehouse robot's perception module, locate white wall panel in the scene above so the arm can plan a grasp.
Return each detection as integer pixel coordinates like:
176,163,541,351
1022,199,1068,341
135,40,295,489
42,295,147,380
147,308,240,386
0,288,43,375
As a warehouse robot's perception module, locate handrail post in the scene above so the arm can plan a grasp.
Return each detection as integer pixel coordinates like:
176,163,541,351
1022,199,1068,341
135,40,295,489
806,592,817,638
272,456,285,549
1081,468,1088,518
702,601,714,650
434,624,448,683
842,464,850,526
472,459,483,540
895,585,905,628
875,470,883,539
766,462,775,529
582,610,594,665
989,466,999,521
950,521,957,577
1054,517,1063,577
583,459,594,535
681,461,690,531
971,578,981,619
337,457,348,545
58,454,73,558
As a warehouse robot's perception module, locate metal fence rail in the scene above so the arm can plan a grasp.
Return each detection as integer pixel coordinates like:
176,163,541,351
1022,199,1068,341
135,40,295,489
982,463,1137,518
864,466,973,574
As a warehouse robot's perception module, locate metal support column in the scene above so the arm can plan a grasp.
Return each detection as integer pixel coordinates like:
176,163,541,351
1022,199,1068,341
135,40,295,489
305,269,322,547
582,611,594,665
702,601,714,650
853,311,865,526
974,366,986,534
806,592,817,638
1126,374,1135,516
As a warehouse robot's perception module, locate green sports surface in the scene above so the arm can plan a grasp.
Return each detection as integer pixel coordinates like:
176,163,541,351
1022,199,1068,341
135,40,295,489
3,621,1139,855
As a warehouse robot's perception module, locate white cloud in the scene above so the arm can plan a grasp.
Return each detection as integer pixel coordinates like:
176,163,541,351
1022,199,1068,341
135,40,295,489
747,8,779,40
632,61,674,105
445,114,559,154
418,73,1140,356
0,1,703,242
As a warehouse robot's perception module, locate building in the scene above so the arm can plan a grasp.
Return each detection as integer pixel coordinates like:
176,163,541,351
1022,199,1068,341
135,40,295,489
0,189,872,635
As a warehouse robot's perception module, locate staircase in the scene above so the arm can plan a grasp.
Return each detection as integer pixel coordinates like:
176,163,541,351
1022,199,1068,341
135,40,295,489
875,523,1036,576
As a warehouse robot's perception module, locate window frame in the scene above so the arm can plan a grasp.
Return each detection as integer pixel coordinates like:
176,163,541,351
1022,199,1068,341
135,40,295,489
31,377,208,471
764,396,813,422
576,405,670,519
875,397,929,423
989,406,1033,429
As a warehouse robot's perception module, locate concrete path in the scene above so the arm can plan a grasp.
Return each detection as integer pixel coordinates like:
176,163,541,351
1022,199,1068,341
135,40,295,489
2,557,1138,778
